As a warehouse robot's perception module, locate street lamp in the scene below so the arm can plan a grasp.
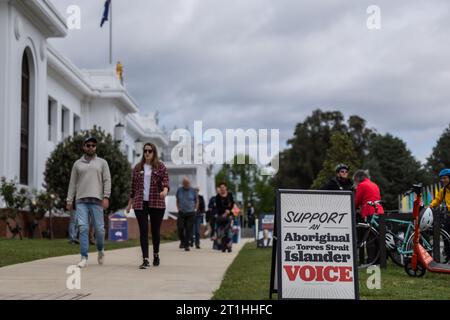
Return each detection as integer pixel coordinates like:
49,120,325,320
135,139,143,157
114,123,125,143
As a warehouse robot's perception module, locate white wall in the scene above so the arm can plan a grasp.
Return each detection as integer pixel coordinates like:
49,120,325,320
1,2,48,188
123,123,139,165
33,66,86,189
0,1,9,179
87,98,120,135
0,1,216,200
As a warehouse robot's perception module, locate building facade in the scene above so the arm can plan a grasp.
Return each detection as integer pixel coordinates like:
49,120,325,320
0,0,215,210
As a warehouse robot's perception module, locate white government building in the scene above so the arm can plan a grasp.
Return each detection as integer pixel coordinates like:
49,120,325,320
0,0,216,210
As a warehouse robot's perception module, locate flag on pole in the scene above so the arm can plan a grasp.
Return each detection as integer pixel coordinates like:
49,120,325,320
100,0,111,27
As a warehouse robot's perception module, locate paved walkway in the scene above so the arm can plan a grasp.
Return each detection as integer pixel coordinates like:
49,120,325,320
0,238,252,300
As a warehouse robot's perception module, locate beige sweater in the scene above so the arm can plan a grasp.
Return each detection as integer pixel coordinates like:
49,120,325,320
67,155,111,202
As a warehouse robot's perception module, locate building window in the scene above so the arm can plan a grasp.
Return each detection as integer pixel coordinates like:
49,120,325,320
73,114,81,135
48,99,51,140
20,53,30,185
61,107,69,139
48,97,57,142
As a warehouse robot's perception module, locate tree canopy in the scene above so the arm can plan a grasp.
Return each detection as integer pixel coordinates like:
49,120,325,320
43,126,131,214
311,131,362,189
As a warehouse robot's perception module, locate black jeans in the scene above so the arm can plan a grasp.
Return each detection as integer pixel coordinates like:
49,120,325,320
177,212,195,248
135,201,165,259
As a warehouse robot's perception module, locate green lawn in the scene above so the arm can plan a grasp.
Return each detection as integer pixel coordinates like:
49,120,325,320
213,241,450,300
0,238,140,268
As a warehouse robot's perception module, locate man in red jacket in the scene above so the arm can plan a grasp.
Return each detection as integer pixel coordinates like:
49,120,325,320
353,169,384,266
354,170,384,219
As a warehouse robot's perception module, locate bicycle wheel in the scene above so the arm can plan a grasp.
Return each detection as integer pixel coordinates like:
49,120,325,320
385,231,407,267
406,229,450,264
388,248,406,267
356,223,380,268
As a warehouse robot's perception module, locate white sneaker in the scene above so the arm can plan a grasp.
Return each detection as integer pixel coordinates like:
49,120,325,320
98,250,105,265
77,257,88,268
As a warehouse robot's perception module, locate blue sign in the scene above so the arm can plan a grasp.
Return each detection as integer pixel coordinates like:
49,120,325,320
109,212,128,242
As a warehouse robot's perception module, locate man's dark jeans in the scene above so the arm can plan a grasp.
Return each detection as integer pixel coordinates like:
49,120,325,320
178,212,195,249
193,214,204,246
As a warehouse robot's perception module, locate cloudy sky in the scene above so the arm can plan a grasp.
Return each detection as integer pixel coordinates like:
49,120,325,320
49,0,450,163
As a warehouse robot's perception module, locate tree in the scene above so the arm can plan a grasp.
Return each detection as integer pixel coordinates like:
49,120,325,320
427,124,450,176
347,115,375,160
272,110,347,189
215,154,275,218
311,131,362,189
272,109,373,189
43,126,132,214
253,175,276,214
0,177,28,239
0,178,26,221
364,134,429,210
28,190,57,239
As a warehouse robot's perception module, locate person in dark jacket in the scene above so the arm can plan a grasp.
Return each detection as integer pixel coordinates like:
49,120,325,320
321,163,354,191
215,182,235,253
192,187,206,249
207,188,220,249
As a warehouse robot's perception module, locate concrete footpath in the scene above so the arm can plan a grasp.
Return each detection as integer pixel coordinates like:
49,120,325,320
0,238,252,300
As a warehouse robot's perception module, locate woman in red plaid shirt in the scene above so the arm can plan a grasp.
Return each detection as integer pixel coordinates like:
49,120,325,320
127,142,169,269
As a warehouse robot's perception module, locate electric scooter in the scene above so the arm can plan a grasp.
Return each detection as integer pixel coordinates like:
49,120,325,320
404,184,450,277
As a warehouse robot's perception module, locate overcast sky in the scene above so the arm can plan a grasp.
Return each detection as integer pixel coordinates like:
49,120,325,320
49,0,450,163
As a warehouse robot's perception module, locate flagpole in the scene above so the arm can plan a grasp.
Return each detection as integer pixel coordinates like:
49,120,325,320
109,0,113,65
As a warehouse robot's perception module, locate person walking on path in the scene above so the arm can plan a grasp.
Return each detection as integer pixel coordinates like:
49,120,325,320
321,163,354,191
192,188,206,249
215,182,235,253
66,136,111,268
207,187,220,249
127,142,169,269
176,177,198,251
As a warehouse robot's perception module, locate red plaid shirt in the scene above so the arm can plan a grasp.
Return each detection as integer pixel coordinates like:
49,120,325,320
130,161,170,210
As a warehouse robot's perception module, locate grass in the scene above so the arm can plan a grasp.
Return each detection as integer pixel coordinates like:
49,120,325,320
0,238,141,268
213,242,274,300
212,241,450,300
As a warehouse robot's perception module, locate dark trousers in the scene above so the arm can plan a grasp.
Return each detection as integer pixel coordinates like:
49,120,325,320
193,214,203,246
135,202,165,259
177,212,195,248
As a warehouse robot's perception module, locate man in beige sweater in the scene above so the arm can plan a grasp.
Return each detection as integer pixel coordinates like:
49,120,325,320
66,137,111,268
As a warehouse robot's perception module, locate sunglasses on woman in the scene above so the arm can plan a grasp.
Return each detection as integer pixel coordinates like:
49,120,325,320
144,149,153,154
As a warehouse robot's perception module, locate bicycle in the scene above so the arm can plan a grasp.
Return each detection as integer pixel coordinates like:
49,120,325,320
355,201,383,268
356,203,450,268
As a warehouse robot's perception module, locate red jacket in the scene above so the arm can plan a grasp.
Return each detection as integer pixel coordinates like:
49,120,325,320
130,161,170,210
355,178,384,218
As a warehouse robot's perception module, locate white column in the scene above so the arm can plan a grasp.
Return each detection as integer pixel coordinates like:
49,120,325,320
0,1,9,178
